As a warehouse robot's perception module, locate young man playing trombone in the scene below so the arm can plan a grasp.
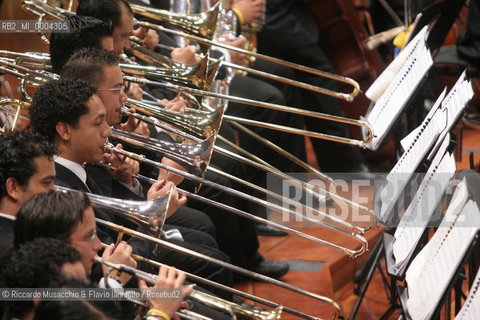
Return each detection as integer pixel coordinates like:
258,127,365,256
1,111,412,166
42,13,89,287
11,191,199,320
28,78,235,298
59,45,289,279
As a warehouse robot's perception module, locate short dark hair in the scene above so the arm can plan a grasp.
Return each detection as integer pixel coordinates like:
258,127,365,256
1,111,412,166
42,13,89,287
14,191,91,248
0,130,57,198
77,0,133,29
61,47,119,87
29,78,97,143
34,279,117,320
4,238,82,318
50,15,114,74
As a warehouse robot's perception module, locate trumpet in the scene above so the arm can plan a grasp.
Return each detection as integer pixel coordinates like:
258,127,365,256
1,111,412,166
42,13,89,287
93,222,341,320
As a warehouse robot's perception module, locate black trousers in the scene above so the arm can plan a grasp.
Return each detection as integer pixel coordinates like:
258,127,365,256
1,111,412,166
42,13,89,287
254,40,365,172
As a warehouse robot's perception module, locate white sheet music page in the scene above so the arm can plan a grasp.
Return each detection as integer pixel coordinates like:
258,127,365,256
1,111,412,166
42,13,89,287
366,26,429,102
401,89,447,150
364,26,433,151
392,136,455,270
428,71,474,160
454,267,480,320
377,106,447,221
405,180,480,320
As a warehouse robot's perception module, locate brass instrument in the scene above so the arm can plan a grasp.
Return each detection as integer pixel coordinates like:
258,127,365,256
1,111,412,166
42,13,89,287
98,242,304,319
15,1,372,146
131,2,220,41
0,94,369,256
0,99,29,132
129,6,360,102
105,141,369,257
92,222,341,320
56,185,172,237
0,58,376,235
114,112,375,235
124,75,374,148
119,52,216,91
95,256,285,320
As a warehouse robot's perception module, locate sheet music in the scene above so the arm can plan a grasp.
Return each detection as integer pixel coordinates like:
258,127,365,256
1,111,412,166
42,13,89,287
364,27,433,151
454,267,480,320
377,106,446,221
401,89,447,150
366,26,429,102
392,141,455,270
428,71,474,160
405,180,480,320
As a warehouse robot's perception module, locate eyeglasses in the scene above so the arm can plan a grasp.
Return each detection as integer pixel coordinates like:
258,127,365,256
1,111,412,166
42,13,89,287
97,85,126,96
72,229,98,243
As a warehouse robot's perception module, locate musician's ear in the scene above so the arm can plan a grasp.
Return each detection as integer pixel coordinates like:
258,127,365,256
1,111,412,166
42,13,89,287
56,122,72,142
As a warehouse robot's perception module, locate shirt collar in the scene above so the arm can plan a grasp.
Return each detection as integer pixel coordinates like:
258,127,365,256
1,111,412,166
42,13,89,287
54,156,87,184
0,212,15,221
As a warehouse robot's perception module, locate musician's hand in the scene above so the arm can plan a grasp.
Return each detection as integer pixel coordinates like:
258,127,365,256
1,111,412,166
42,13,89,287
117,108,150,137
139,266,194,320
131,27,159,49
102,242,137,285
171,45,201,65
158,157,186,186
125,82,143,101
232,0,264,24
220,36,249,66
161,97,186,113
147,181,186,218
103,144,140,186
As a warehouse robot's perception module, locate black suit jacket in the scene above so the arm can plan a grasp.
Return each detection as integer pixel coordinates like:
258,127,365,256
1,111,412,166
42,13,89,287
259,0,318,48
0,215,14,258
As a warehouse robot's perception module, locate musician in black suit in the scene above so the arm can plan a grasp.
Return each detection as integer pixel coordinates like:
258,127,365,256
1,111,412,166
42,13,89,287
0,131,57,256
28,78,234,298
254,0,371,174
74,0,290,277
0,130,58,318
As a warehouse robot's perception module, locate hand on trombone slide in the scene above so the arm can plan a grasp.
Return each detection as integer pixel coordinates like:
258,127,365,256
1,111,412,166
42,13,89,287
133,26,160,50
102,241,137,286
171,45,201,65
220,36,249,66
138,266,195,320
103,143,140,187
117,107,151,137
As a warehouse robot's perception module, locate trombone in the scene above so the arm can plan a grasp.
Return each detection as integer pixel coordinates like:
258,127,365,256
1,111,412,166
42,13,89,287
104,141,369,257
112,124,375,235
123,74,374,148
56,185,173,238
129,4,360,102
94,219,341,320
95,255,285,320
0,53,377,233
15,1,373,146
0,97,369,256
